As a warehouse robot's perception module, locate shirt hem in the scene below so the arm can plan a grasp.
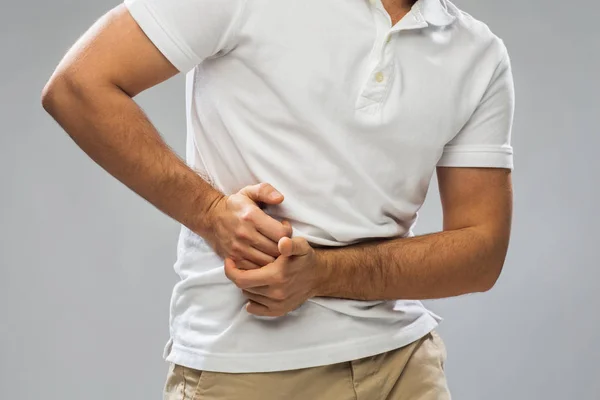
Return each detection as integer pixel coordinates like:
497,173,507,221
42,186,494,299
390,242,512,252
163,312,440,373
437,148,514,170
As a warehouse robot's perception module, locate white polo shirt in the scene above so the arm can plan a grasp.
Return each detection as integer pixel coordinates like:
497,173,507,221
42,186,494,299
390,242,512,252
124,0,515,373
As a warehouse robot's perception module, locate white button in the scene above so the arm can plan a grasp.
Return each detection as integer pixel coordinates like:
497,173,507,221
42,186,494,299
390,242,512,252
375,72,384,83
386,35,392,43
369,0,376,5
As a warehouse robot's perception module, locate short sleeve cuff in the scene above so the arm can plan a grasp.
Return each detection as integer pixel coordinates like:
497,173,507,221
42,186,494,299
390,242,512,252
437,145,514,170
124,0,200,72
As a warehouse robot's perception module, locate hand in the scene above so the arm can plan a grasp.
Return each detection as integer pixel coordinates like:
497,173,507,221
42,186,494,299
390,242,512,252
205,183,293,270
225,236,320,317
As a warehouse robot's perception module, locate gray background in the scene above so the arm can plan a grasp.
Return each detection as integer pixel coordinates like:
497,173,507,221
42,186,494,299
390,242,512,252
1,0,598,399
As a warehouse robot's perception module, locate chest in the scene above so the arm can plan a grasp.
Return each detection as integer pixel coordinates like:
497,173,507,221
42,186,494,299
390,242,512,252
220,0,479,149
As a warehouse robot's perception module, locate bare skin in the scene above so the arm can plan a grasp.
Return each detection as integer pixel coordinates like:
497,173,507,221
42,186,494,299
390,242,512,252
41,6,291,270
43,1,513,318
227,168,512,316
382,0,417,25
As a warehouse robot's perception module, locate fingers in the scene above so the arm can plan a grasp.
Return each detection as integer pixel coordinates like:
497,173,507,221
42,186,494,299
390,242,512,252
238,183,291,242
235,259,262,270
244,290,276,306
239,183,284,205
246,300,275,317
224,257,240,281
230,243,275,267
278,237,293,257
248,233,281,258
224,259,278,289
282,220,293,236
252,212,292,243
243,291,297,317
243,292,285,317
229,207,284,258
279,237,310,257
226,184,300,274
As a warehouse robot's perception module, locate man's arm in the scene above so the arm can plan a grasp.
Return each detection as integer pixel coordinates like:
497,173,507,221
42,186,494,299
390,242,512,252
42,6,212,231
315,167,512,300
42,5,290,268
228,167,512,315
227,40,514,315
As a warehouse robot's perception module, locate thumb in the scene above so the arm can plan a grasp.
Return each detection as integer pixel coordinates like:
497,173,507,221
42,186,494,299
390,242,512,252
279,237,310,257
282,220,293,237
240,183,284,205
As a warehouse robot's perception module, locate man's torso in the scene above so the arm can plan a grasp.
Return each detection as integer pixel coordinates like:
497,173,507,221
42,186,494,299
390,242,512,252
125,0,509,373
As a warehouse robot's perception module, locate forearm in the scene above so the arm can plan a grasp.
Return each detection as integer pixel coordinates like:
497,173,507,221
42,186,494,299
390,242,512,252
315,226,508,301
42,77,222,236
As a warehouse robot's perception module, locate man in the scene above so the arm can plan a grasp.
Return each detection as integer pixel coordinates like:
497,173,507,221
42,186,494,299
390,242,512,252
42,0,514,398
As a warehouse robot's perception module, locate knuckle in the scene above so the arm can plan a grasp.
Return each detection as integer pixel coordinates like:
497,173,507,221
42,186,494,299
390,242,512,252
257,182,271,192
235,227,250,240
240,209,255,222
272,289,286,301
231,253,243,261
223,194,235,205
230,241,242,252
242,206,260,222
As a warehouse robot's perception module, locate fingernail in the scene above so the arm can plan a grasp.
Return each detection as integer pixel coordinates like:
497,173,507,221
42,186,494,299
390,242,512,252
270,192,282,200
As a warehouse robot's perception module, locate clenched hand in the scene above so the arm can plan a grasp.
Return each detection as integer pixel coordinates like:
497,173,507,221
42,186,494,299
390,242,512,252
225,236,321,317
205,183,293,270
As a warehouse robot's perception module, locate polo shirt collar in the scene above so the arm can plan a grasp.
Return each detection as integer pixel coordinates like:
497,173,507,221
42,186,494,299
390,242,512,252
413,0,456,27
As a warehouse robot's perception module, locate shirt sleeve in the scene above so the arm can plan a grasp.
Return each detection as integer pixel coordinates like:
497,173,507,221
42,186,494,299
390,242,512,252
437,48,516,170
123,0,246,73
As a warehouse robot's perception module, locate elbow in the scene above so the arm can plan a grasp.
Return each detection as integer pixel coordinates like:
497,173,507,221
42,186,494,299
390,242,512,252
41,69,88,115
476,258,506,293
474,229,510,293
41,73,69,115
41,78,58,113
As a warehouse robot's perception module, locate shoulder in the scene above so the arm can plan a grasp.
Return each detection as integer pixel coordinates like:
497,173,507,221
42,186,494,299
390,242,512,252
445,0,509,63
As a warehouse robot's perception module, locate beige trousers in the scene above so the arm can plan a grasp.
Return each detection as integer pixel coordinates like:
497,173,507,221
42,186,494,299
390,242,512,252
163,331,451,400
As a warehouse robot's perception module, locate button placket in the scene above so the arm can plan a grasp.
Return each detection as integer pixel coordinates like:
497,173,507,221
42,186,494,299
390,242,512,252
356,3,430,112
359,59,395,103
356,0,397,111
367,29,395,95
